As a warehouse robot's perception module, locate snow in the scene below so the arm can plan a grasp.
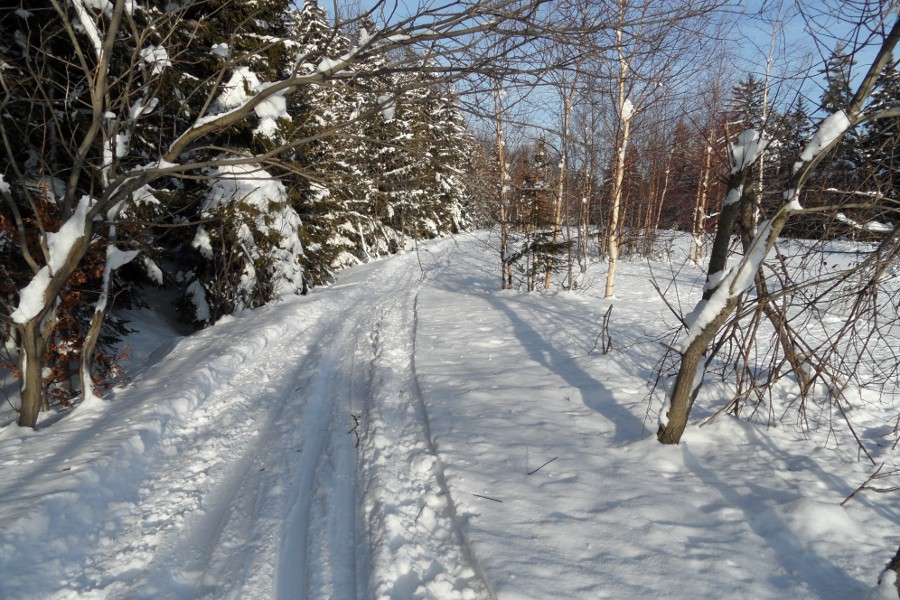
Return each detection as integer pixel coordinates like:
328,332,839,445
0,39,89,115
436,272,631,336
71,0,103,59
378,94,396,121
132,184,161,206
142,256,164,285
836,213,894,233
681,218,777,350
106,245,140,273
115,131,130,158
798,110,852,167
10,195,93,324
200,163,304,300
186,279,210,322
215,67,261,113
210,43,230,58
316,56,343,74
129,96,159,120
730,129,769,174
0,173,9,194
252,85,288,138
785,198,803,211
0,232,896,599
191,225,213,258
872,571,898,600
140,45,171,75
723,184,743,206
622,98,634,121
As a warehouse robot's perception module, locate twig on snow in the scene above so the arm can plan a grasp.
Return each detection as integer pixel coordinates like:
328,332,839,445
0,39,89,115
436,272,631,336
472,493,503,503
527,456,558,475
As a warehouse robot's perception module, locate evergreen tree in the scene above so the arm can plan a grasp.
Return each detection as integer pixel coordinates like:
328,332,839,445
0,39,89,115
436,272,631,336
859,57,900,228
157,0,313,323
730,73,766,131
818,42,860,177
821,42,855,113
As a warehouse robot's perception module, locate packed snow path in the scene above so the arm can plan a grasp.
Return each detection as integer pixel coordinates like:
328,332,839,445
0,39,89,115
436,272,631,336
1,233,897,599
0,239,491,599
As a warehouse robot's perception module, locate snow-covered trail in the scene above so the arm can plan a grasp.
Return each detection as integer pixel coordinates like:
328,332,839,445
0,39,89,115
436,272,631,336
2,231,897,600
0,237,489,599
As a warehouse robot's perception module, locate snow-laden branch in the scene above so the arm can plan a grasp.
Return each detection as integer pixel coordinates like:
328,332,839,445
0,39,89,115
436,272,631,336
10,195,93,324
793,110,851,174
730,129,769,174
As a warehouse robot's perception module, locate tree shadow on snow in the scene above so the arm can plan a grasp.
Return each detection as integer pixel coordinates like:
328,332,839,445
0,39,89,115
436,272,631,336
680,443,867,598
481,294,645,444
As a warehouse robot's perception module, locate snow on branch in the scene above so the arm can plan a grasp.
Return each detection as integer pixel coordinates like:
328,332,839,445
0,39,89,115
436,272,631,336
836,213,894,234
10,195,94,324
794,110,851,173
729,129,768,174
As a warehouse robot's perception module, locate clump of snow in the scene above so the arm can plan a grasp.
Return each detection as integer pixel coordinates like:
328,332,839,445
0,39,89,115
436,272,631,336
869,570,898,600
210,42,230,58
836,213,894,233
10,268,52,325
139,45,171,75
11,195,93,323
71,0,103,59
201,163,304,300
191,225,213,259
106,246,139,272
723,185,743,206
186,279,210,322
622,98,635,121
114,131,130,158
798,110,851,167
703,269,729,292
316,57,340,73
142,256,164,285
378,94,396,121
214,67,261,113
785,198,803,211
252,85,288,138
730,129,769,174
682,219,776,350
0,173,9,195
129,96,159,120
132,185,161,206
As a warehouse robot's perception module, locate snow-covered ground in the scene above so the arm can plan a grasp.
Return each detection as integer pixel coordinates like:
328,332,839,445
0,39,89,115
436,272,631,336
0,231,897,599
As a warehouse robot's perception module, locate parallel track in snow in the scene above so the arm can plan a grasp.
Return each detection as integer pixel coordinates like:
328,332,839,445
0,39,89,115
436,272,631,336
0,238,490,600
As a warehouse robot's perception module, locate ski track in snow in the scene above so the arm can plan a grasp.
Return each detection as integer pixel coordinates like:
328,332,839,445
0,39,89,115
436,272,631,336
0,238,490,600
1,231,897,600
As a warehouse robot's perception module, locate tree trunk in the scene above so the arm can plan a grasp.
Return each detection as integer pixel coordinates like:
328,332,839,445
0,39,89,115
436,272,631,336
545,99,569,290
11,201,95,426
494,83,512,290
651,148,674,243
604,28,632,299
692,137,714,263
18,321,45,428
